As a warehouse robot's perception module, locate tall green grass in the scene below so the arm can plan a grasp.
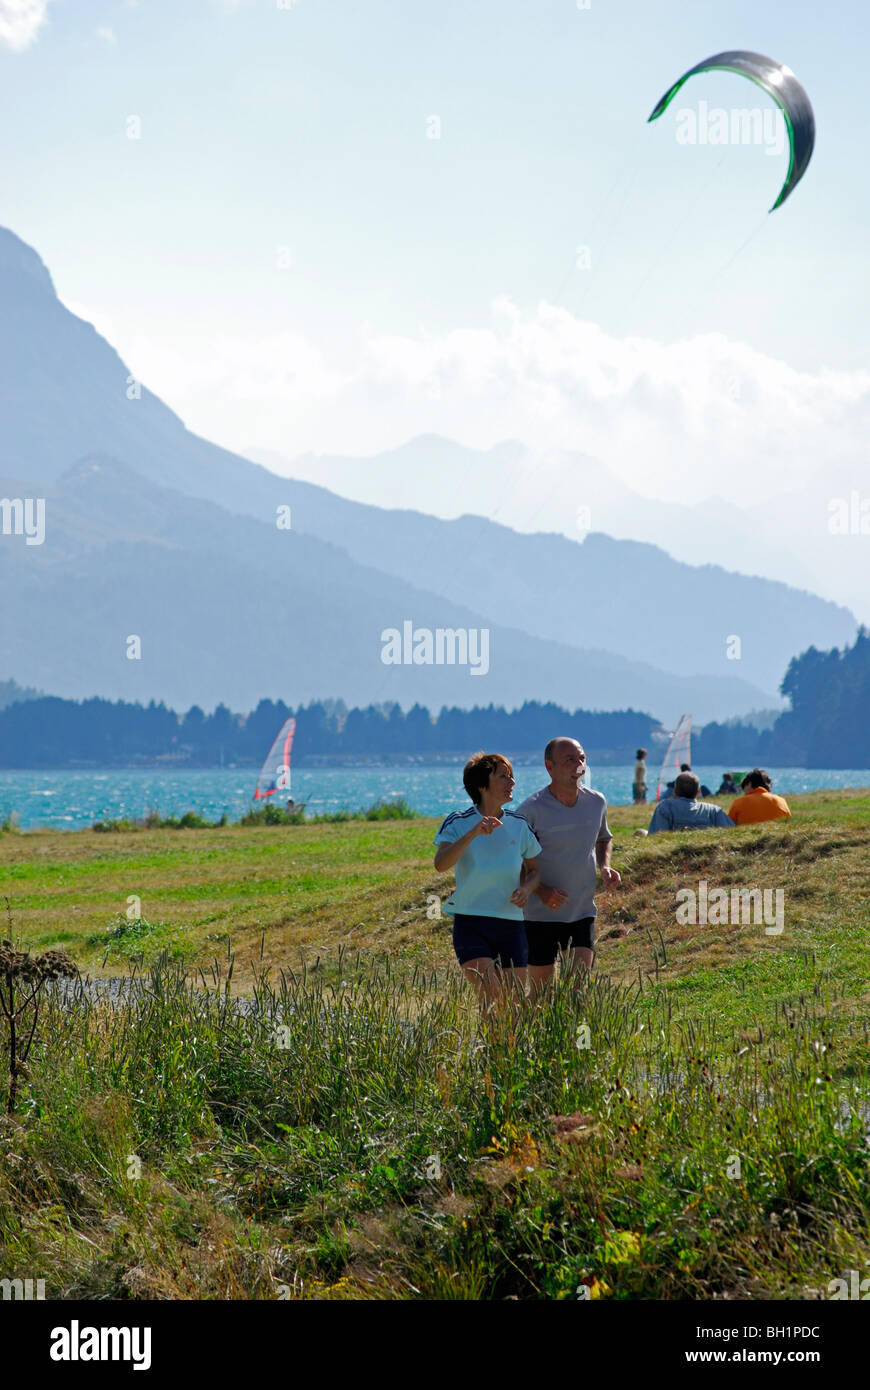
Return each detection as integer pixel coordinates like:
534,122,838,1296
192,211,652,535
1,948,866,1299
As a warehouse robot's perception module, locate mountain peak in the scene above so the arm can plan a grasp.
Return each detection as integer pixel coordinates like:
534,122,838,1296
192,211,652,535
0,226,57,299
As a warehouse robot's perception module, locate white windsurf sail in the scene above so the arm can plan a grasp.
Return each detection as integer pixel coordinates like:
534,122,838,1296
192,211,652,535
655,715,692,800
253,717,297,800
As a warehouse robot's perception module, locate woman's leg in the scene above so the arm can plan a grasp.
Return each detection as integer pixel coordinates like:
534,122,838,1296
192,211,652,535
461,956,500,1011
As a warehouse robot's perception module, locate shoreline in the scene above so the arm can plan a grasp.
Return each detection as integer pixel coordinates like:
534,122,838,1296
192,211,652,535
3,758,870,772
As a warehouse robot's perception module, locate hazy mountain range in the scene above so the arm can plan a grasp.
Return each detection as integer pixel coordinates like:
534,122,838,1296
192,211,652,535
0,225,858,722
248,435,870,623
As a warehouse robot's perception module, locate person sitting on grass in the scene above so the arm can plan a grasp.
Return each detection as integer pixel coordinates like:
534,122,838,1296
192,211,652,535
727,769,791,825
680,762,711,796
647,772,735,834
716,772,740,796
433,752,541,1012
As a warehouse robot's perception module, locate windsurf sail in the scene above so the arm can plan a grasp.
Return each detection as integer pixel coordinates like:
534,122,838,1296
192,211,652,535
253,717,297,800
655,715,692,800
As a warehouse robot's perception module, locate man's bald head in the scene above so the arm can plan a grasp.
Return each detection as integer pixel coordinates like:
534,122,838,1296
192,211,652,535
544,736,584,765
544,738,587,803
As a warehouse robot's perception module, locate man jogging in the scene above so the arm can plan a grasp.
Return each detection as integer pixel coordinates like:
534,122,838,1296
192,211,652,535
516,737,620,993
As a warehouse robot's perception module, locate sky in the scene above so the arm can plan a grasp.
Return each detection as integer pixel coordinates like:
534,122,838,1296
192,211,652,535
1,0,869,527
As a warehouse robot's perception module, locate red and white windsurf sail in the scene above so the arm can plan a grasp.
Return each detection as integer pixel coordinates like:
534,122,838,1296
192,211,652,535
655,714,692,800
253,717,297,800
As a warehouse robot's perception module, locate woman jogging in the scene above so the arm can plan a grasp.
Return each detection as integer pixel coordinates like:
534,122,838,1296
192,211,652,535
434,752,541,1010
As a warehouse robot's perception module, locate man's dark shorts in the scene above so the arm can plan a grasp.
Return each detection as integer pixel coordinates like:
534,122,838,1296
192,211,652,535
452,914,528,969
526,917,595,967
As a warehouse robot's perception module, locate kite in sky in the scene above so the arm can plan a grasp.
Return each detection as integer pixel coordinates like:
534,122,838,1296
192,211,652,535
648,50,815,210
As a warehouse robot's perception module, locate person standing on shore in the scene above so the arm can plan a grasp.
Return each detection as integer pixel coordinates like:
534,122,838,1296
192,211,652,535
633,748,648,804
434,752,541,1012
516,737,620,994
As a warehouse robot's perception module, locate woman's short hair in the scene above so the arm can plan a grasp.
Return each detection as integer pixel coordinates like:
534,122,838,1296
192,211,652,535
741,768,772,790
463,751,513,807
636,748,648,759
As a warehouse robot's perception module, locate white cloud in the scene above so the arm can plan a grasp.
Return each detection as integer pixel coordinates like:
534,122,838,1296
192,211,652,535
57,291,870,617
63,294,870,514
0,0,51,51
95,25,116,45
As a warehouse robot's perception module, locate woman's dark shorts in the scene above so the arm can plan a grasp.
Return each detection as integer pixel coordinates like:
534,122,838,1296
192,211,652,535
526,917,595,967
452,914,528,969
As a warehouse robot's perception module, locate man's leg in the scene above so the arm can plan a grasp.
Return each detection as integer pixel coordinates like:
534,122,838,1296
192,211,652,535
528,962,556,1000
556,918,596,981
560,945,594,977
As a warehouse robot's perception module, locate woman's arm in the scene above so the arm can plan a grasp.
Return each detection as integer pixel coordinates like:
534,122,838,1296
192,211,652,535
510,856,541,908
434,816,499,872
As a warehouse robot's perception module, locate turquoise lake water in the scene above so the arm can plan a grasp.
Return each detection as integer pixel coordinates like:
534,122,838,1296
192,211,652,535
1,766,868,831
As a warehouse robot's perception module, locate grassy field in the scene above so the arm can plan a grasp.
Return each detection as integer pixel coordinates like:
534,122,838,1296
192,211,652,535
0,788,868,1299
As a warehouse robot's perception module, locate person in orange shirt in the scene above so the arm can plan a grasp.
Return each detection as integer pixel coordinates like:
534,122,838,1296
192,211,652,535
728,769,791,825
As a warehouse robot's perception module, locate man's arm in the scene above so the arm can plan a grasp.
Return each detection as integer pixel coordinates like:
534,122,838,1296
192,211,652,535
596,835,621,887
535,882,569,910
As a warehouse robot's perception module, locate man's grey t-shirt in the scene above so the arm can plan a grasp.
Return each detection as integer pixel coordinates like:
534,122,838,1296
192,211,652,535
515,785,612,923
